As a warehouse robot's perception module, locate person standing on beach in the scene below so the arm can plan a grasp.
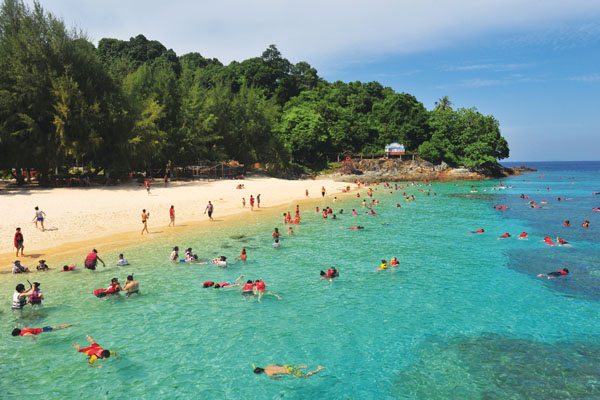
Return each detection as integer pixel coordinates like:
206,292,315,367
306,189,309,197
14,227,24,257
321,186,326,198
205,201,214,221
249,195,254,211
164,173,168,187
141,209,150,234
33,207,46,231
257,194,261,208
144,179,151,195
169,205,175,227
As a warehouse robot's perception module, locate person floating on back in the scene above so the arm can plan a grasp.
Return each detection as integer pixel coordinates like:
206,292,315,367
74,335,118,368
253,364,325,379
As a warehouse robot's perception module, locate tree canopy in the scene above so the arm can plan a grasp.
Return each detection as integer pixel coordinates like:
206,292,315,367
0,0,509,184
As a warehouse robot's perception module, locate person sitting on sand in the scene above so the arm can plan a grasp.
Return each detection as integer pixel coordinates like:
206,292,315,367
122,275,139,297
538,268,569,279
253,364,325,379
74,335,118,368
116,254,129,266
12,324,76,340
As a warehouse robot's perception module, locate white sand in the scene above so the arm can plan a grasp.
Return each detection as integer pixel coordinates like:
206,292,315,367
0,177,349,265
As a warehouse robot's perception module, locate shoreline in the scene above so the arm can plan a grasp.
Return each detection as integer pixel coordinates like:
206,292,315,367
0,177,355,273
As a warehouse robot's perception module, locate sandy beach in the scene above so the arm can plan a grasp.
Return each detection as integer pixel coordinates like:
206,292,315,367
0,177,350,271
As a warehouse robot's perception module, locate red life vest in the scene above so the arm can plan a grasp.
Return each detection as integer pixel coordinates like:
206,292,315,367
85,252,98,266
20,328,42,336
255,281,265,290
558,270,567,275
242,283,254,291
30,289,42,305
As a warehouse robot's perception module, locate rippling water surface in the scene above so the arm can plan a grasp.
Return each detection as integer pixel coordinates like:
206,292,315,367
1,161,599,399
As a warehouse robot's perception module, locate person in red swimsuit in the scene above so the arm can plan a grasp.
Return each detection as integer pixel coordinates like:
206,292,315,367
12,323,76,340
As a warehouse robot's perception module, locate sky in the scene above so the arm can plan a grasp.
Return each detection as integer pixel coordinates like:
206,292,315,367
27,0,600,161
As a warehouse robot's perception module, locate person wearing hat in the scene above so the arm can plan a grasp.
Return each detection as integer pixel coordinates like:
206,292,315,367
37,260,49,271
12,260,28,274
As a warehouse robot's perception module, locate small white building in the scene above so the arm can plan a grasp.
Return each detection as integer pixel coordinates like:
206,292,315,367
385,143,405,157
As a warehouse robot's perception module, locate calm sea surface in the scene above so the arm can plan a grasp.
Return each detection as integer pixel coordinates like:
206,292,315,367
1,161,599,399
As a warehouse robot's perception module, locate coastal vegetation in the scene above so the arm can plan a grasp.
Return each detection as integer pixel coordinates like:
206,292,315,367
0,0,509,185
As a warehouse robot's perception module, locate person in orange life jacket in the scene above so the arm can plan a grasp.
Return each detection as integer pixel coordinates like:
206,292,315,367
12,323,75,340
254,279,282,302
564,220,571,227
84,249,105,270
240,280,255,298
235,248,247,261
74,335,118,368
538,268,569,279
498,233,511,239
94,278,122,297
320,266,339,280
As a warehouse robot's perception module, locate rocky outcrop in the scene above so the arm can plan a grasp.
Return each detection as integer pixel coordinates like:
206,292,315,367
323,158,522,182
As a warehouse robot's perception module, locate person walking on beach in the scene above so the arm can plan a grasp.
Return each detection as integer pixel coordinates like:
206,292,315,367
144,179,151,195
169,205,175,227
257,194,261,208
205,201,214,221
253,364,325,378
249,195,254,210
74,335,118,368
242,197,246,208
306,189,309,197
14,227,24,257
321,186,326,198
33,207,46,231
141,209,150,234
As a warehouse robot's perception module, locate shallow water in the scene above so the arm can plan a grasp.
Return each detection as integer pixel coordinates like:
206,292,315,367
1,162,599,399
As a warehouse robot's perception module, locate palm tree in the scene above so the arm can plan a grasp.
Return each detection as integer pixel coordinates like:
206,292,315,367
434,96,453,111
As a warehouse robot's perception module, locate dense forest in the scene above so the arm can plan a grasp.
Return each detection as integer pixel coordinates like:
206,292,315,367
0,0,509,185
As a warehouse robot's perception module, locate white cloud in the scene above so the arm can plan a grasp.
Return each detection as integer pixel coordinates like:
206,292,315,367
29,0,600,65
568,74,600,82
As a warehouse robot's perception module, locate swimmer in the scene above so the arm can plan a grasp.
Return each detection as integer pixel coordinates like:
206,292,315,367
73,335,118,368
538,268,569,279
396,204,401,208
348,226,364,230
498,233,511,239
582,220,590,228
205,275,245,288
12,323,76,340
320,266,339,280
254,279,282,302
235,248,247,261
390,257,399,267
185,248,198,262
557,237,570,245
474,229,485,233
352,209,357,215
116,253,129,266
122,275,139,297
272,228,281,238
62,265,75,272
253,364,325,379
563,220,571,227
288,227,293,235
240,280,255,298
376,259,388,271
170,246,179,261
518,232,528,239
273,238,280,248
36,259,49,271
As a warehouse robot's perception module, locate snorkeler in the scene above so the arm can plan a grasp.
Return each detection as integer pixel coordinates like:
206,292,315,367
498,233,511,239
240,280,255,298
253,364,325,378
254,279,282,302
518,232,528,239
204,275,245,288
122,275,139,297
538,268,569,279
348,226,364,230
12,323,76,339
320,266,339,280
73,335,118,368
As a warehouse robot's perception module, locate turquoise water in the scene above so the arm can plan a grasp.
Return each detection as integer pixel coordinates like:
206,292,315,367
2,162,600,399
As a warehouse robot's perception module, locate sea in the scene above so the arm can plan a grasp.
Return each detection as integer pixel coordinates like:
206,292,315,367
1,161,599,399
